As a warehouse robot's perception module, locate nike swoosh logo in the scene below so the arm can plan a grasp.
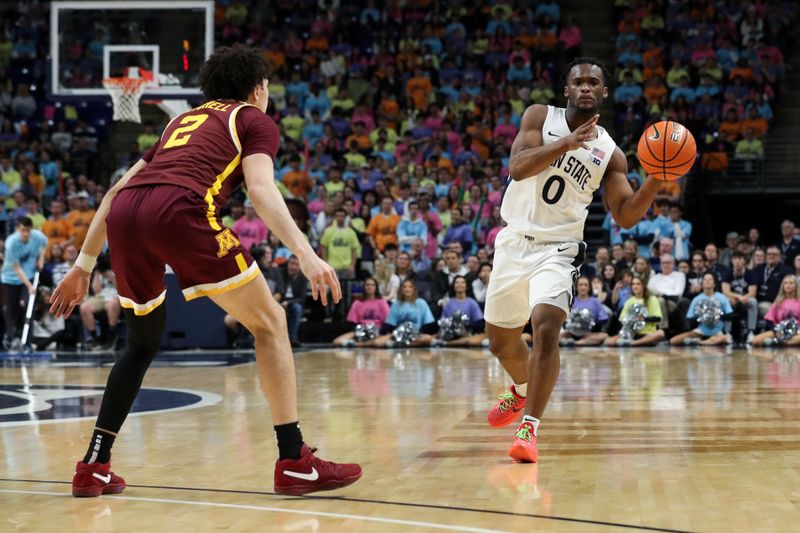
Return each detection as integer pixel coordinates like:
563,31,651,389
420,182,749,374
557,245,571,252
547,131,560,137
283,467,319,481
92,473,112,484
649,127,661,140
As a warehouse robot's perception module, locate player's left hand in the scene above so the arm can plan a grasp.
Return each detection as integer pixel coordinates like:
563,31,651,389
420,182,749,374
299,253,341,306
49,266,90,318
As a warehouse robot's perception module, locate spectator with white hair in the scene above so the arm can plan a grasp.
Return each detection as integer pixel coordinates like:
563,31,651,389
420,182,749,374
648,254,686,299
647,253,685,333
649,238,674,272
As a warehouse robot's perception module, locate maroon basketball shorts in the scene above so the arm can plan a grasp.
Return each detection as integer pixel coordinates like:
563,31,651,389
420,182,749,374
106,184,258,315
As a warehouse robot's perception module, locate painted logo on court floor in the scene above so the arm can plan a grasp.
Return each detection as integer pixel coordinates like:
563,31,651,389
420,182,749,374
0,385,222,427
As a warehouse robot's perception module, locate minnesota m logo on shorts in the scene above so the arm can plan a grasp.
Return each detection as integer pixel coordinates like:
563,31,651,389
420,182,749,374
215,228,241,258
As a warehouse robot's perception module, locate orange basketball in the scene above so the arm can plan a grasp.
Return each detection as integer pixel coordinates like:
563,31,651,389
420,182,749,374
636,121,696,180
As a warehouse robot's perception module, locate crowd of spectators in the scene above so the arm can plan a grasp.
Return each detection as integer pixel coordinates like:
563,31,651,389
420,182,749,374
610,0,797,177
0,1,797,350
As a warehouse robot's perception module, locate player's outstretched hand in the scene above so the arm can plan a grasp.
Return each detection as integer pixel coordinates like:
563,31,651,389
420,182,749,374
564,114,599,151
49,266,90,318
299,253,341,306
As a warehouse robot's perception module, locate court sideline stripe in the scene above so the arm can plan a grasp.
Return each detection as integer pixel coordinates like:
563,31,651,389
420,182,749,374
0,488,506,533
0,478,694,533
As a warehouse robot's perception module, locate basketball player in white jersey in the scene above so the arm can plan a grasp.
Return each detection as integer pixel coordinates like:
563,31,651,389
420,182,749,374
484,58,665,462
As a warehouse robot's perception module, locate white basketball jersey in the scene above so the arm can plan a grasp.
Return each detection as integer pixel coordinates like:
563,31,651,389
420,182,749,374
501,106,617,242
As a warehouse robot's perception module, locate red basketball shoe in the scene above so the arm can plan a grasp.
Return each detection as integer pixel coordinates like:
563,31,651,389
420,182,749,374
508,421,538,463
274,444,362,496
72,461,126,497
487,385,526,427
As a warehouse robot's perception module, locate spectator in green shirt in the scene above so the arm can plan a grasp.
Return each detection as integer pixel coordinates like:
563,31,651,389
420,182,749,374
735,128,764,172
280,103,305,142
137,122,160,152
320,208,360,280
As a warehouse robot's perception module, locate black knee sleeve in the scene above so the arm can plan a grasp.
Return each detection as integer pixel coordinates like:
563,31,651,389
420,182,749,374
95,305,166,433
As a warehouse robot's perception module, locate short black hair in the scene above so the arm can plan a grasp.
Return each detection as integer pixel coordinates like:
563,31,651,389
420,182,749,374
335,207,346,215
732,251,747,260
199,44,272,102
16,216,32,228
561,57,611,87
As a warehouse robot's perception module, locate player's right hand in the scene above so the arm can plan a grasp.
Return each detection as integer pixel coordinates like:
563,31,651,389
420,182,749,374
50,266,90,318
564,114,599,151
299,253,341,306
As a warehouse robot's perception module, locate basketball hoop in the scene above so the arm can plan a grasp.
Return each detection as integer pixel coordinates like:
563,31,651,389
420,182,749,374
103,77,149,123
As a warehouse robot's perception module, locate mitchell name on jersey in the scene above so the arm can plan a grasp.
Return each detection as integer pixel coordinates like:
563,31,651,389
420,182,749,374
501,105,618,243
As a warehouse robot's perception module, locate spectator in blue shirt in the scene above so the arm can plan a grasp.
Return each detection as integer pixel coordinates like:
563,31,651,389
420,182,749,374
651,199,674,240
443,209,473,253
670,76,696,103
1,216,47,348
365,279,437,347
670,273,733,346
694,74,720,98
617,42,643,66
613,73,643,106
302,111,324,147
286,71,310,108
621,215,656,258
534,1,561,21
303,84,330,120
396,201,428,253
507,57,533,82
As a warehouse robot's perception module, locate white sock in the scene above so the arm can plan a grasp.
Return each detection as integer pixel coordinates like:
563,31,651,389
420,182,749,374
522,414,540,436
512,382,527,397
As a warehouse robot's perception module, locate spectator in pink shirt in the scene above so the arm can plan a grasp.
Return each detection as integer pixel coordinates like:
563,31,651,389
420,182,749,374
752,275,800,346
558,16,582,60
487,176,504,207
485,213,506,250
307,186,328,218
232,199,268,252
334,277,391,346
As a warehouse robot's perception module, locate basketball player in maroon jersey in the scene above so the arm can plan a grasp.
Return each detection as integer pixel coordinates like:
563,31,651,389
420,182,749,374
51,45,361,497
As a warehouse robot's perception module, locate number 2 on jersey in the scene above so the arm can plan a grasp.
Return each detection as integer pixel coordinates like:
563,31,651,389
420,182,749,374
163,113,209,149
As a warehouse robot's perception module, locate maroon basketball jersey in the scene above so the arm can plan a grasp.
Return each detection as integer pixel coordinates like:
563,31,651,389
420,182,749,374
127,100,280,231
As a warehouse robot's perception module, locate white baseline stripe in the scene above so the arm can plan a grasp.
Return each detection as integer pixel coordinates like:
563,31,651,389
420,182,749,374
0,489,509,533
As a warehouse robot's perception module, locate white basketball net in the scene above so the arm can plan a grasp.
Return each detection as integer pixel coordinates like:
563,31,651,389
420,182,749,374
102,77,149,123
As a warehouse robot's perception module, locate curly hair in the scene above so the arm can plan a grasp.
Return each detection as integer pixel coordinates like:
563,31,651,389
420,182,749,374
199,44,272,102
561,56,612,87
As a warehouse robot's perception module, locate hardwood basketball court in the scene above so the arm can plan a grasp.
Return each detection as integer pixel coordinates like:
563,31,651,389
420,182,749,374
2,346,799,532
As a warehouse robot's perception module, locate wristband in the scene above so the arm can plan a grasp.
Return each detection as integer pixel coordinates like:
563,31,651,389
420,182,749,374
75,252,97,273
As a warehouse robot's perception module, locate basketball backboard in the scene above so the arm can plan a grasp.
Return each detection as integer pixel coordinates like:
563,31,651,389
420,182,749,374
50,1,213,99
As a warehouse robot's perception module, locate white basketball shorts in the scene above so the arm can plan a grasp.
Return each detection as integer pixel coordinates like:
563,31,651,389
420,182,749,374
484,228,586,329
